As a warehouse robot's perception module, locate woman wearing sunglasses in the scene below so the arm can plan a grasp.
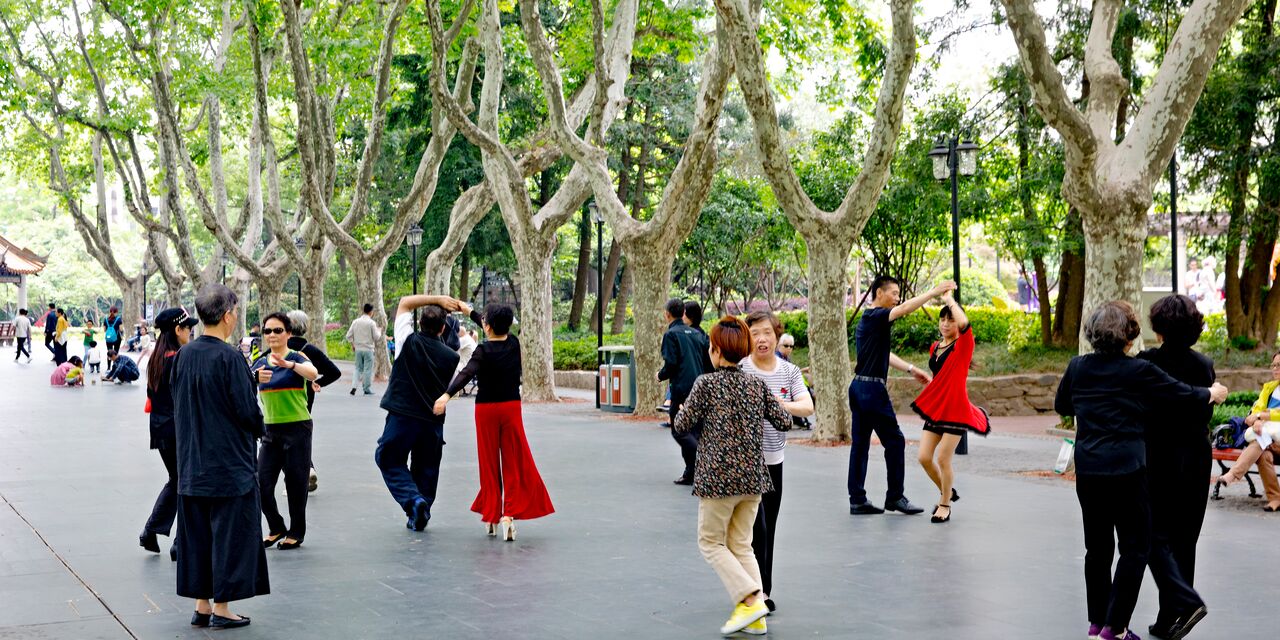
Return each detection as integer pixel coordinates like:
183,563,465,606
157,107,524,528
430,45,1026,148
251,312,320,550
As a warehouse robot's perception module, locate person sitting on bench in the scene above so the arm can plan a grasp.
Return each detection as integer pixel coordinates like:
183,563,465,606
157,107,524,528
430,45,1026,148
1217,350,1280,511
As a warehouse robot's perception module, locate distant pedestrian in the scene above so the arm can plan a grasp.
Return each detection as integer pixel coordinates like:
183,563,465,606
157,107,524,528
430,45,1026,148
50,356,84,386
436,303,554,541
659,298,714,485
103,306,124,353
910,291,990,524
52,308,69,365
375,295,464,531
14,308,31,362
104,350,140,383
847,278,953,516
252,312,321,550
455,324,477,382
43,303,57,359
171,284,268,629
286,309,340,493
684,300,707,336
138,307,199,560
1055,301,1226,640
674,315,792,636
345,303,380,396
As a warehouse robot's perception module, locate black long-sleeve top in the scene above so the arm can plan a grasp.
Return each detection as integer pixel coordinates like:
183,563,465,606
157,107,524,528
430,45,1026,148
1136,345,1216,448
171,335,264,497
659,320,711,402
146,350,177,450
1054,352,1211,476
288,336,341,411
446,310,521,403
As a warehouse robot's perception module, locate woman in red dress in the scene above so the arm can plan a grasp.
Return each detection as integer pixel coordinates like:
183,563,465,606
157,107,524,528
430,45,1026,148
910,292,990,523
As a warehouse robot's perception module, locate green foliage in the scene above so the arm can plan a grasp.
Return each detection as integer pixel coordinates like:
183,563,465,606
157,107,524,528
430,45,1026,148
1226,390,1259,407
932,268,1014,307
1212,404,1252,427
325,327,354,361
552,331,635,371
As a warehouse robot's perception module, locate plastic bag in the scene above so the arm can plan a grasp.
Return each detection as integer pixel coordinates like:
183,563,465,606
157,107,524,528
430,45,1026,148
1054,438,1074,475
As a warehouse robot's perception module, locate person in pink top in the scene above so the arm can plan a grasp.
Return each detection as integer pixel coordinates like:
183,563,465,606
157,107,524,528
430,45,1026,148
50,356,84,386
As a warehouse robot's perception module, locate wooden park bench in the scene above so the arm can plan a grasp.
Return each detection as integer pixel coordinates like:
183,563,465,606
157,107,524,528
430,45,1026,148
0,321,14,347
1211,447,1276,500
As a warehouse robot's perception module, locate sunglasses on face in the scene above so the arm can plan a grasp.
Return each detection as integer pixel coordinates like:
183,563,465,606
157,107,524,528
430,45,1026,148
262,327,287,335
779,344,794,349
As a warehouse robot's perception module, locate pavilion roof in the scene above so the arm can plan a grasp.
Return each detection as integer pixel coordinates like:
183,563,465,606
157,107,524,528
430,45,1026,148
0,234,48,275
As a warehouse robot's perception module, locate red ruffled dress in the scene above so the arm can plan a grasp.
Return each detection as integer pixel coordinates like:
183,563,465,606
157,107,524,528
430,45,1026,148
910,326,991,435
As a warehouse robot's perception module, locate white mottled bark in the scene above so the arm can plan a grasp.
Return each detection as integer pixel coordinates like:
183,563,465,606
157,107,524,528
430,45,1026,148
999,0,1249,346
713,0,916,440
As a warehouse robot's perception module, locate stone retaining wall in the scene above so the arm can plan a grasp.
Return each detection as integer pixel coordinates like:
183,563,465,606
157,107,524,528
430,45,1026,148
555,367,1273,416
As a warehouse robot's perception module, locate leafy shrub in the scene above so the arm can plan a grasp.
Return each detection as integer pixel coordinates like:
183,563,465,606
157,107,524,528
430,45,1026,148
325,327,354,360
1226,390,1259,407
1200,312,1228,351
932,268,1014,307
1231,335,1260,351
1212,403,1252,426
553,333,636,370
777,310,808,348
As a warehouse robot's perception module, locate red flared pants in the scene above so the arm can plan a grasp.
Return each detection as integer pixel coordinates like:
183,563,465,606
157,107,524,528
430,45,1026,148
471,401,555,523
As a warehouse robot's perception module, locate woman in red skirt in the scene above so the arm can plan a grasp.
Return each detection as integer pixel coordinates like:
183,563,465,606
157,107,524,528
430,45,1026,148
435,304,553,540
910,291,990,524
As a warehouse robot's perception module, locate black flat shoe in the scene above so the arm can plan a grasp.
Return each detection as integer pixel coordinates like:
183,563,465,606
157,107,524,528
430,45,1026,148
673,476,693,486
263,533,285,548
209,614,250,629
277,538,302,550
412,499,430,531
169,547,177,562
764,598,775,614
849,502,884,515
139,532,160,553
931,504,952,523
191,611,211,627
885,498,924,515
951,488,960,502
1165,604,1207,640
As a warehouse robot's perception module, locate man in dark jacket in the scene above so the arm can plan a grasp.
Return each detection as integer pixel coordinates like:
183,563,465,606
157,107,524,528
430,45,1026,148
43,303,57,359
375,294,463,531
658,298,713,485
171,284,267,629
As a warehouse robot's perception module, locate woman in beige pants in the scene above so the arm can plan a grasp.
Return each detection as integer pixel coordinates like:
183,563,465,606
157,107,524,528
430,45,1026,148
674,316,792,636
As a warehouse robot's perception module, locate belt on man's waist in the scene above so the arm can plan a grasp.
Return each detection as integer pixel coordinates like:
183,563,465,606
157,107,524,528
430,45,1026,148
852,375,887,385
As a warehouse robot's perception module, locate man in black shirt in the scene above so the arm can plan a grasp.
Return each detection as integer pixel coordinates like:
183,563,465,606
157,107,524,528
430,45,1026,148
847,277,954,516
375,294,464,531
171,284,267,629
658,298,713,485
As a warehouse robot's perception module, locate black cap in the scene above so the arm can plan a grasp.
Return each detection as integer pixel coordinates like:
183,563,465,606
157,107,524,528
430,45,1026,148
155,307,199,332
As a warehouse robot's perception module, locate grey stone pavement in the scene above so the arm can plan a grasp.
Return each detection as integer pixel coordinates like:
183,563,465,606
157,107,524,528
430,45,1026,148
1,357,1277,640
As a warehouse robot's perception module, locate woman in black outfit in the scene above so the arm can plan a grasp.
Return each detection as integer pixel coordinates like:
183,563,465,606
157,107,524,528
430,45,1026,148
138,308,200,559
286,310,342,492
1055,301,1226,640
1136,295,1214,640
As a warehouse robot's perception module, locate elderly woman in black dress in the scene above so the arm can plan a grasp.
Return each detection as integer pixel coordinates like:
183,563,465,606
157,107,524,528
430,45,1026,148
1055,301,1227,640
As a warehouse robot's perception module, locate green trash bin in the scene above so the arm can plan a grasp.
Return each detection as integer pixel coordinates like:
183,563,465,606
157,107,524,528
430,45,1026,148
598,346,637,413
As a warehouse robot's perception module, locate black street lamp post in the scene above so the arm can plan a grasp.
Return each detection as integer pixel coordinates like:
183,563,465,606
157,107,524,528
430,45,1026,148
294,237,305,309
590,202,603,408
1170,154,1179,293
927,136,979,455
141,256,148,319
406,223,424,323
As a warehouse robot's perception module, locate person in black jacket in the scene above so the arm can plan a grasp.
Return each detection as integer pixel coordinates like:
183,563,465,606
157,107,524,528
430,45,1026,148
1055,301,1226,640
658,298,713,485
139,307,199,560
375,295,463,531
1136,295,1215,640
171,285,267,630
286,310,342,493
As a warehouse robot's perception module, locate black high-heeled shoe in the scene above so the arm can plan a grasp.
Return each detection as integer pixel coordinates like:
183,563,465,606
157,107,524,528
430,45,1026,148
930,504,951,524
951,488,960,502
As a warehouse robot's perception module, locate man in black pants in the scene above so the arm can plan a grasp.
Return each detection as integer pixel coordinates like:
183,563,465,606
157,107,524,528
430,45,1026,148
847,277,953,516
657,298,712,485
375,294,464,530
42,303,57,359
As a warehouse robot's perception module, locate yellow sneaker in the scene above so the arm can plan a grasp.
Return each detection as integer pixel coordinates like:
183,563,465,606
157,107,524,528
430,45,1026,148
719,600,768,635
743,616,767,635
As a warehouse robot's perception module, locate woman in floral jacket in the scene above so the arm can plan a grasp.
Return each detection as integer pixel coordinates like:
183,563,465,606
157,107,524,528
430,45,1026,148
674,315,792,636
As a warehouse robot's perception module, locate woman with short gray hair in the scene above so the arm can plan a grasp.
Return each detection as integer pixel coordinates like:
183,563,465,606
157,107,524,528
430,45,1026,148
285,310,342,493
1055,301,1228,640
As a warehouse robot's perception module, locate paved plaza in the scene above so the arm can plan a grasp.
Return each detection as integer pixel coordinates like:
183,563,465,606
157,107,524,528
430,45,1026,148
0,358,1276,639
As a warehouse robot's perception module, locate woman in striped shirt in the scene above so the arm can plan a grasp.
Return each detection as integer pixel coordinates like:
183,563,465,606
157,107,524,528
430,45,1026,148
739,311,813,614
